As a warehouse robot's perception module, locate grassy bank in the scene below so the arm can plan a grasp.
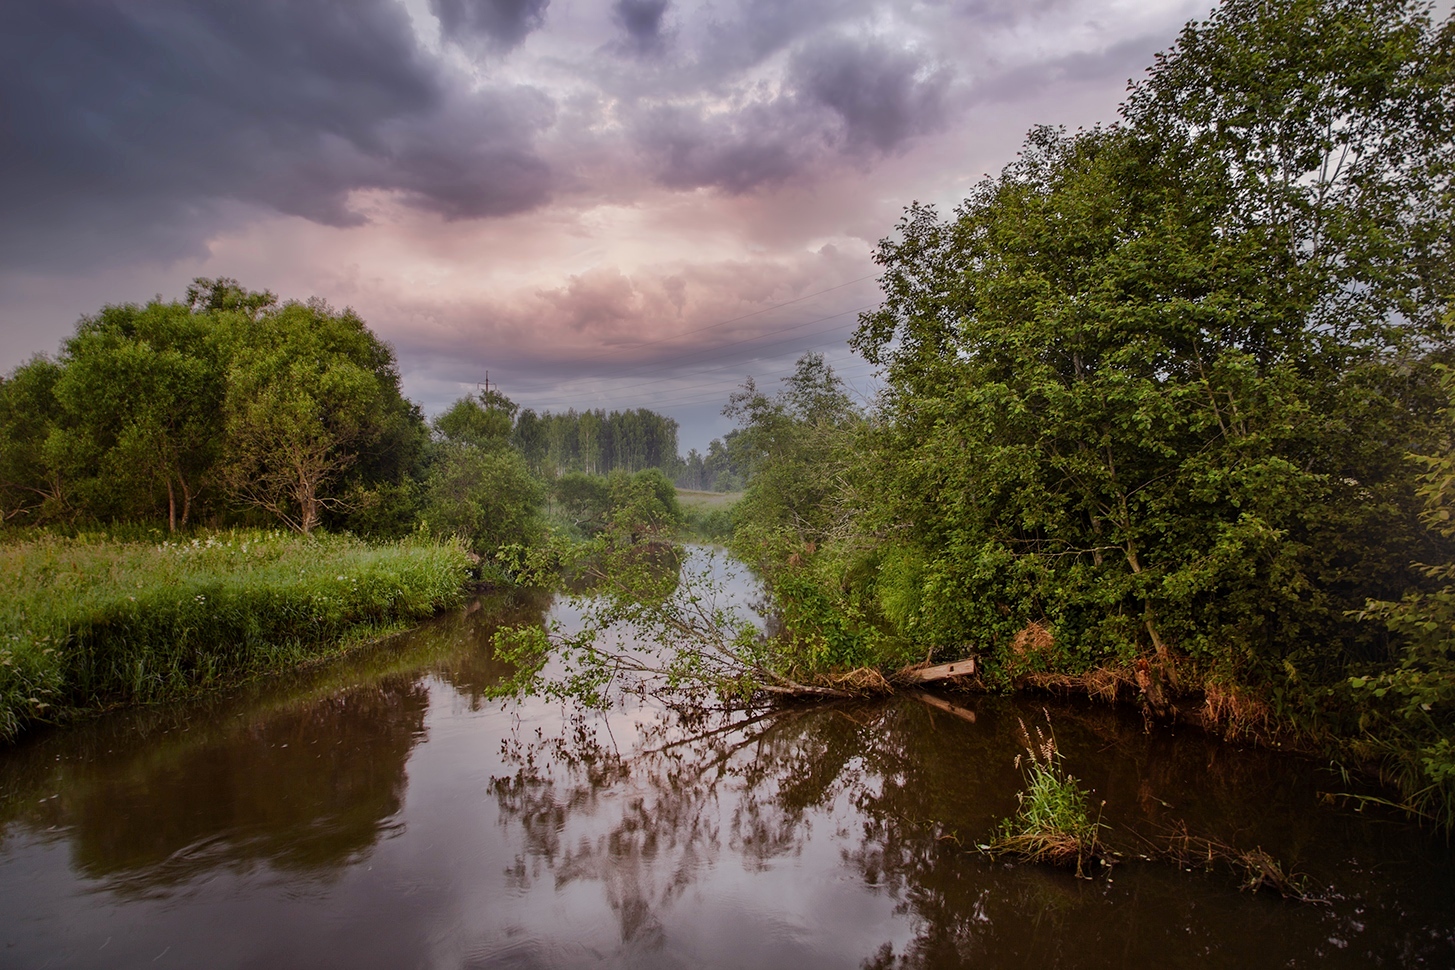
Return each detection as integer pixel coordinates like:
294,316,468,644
676,488,740,542
0,530,473,740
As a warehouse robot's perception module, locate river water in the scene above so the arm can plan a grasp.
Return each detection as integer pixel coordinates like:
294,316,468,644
0,553,1451,968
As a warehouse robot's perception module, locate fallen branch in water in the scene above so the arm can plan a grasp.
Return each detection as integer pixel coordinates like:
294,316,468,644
1141,821,1327,902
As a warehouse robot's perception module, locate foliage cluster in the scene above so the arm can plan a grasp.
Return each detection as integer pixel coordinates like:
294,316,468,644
677,433,746,492
1352,365,1455,827
550,467,684,541
724,353,920,675
0,279,426,537
721,0,1455,820
0,530,472,739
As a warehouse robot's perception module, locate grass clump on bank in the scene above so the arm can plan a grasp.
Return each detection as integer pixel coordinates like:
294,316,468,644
987,714,1104,877
0,530,472,740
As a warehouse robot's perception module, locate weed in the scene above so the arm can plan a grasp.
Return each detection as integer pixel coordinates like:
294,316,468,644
987,712,1104,876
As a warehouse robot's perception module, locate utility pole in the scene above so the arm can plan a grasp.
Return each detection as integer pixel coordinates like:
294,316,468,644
477,371,491,398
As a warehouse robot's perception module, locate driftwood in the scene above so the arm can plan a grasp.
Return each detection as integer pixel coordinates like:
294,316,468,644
896,658,977,684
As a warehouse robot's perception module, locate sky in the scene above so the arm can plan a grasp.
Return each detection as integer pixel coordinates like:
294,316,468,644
0,0,1209,451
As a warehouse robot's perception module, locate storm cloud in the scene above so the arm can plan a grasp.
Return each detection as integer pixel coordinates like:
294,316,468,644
430,0,550,49
0,0,554,269
0,0,1206,447
612,0,671,56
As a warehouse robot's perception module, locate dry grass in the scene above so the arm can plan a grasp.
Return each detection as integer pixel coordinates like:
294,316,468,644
1154,821,1323,901
828,666,894,693
1200,678,1274,738
1018,667,1133,704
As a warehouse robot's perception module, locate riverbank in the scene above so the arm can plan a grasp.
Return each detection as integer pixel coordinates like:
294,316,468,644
0,530,474,740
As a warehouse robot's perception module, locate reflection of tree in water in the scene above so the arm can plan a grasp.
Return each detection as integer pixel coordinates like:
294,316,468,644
490,695,1455,969
57,676,429,894
489,703,847,951
0,587,553,897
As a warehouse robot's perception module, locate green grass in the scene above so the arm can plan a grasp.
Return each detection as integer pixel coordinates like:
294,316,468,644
674,488,743,509
676,488,740,542
0,530,473,740
987,715,1104,875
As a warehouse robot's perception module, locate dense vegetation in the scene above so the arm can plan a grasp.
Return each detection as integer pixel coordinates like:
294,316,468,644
0,531,471,739
0,278,693,736
720,0,1455,823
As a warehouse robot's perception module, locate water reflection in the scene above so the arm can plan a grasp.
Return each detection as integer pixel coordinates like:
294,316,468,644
487,695,1455,968
0,587,549,895
0,575,1450,969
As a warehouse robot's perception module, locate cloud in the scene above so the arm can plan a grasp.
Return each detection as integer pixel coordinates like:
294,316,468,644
429,0,550,50
0,0,555,270
0,0,1209,452
624,33,953,193
792,35,951,154
612,0,671,56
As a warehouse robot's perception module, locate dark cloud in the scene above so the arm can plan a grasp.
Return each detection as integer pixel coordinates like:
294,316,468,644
626,34,952,193
631,101,810,194
697,0,871,76
792,36,951,153
612,0,670,56
429,0,549,50
0,0,555,270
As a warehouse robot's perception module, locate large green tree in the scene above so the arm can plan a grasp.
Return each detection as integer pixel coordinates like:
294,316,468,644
850,0,1454,710
220,299,420,535
50,301,225,531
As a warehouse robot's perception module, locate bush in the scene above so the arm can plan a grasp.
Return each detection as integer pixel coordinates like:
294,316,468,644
423,444,545,555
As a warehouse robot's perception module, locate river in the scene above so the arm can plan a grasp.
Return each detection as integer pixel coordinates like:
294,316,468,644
0,551,1451,968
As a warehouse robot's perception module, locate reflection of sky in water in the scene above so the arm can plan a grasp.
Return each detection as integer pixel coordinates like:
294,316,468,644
0,577,1451,969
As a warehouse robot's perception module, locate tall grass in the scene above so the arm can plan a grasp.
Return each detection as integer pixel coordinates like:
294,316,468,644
987,713,1104,876
0,530,473,740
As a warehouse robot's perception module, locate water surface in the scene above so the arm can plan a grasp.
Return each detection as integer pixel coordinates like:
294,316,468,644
0,559,1451,968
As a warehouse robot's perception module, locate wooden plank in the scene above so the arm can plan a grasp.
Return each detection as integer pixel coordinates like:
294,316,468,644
898,658,976,683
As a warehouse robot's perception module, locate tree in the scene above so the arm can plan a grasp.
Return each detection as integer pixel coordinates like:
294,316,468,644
51,301,224,531
849,0,1454,705
0,357,65,523
434,389,518,450
727,353,861,555
221,300,411,535
423,443,544,554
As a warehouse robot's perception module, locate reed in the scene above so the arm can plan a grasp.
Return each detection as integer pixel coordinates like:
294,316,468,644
987,713,1104,876
0,530,472,739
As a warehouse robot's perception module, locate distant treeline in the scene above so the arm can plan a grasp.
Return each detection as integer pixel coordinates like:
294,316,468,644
0,277,744,543
512,407,680,478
